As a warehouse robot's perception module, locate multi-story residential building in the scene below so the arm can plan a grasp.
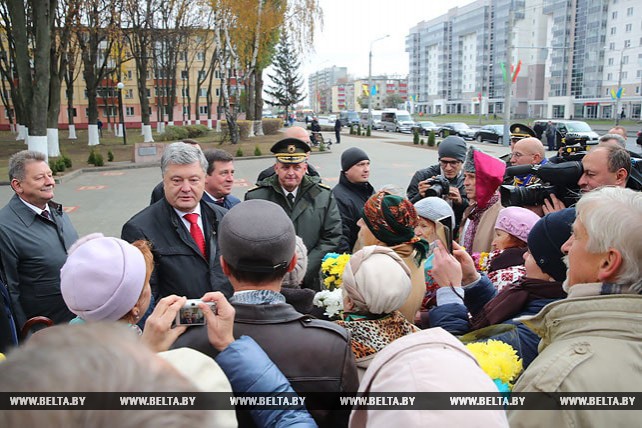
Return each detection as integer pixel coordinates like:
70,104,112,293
308,66,348,113
407,0,642,120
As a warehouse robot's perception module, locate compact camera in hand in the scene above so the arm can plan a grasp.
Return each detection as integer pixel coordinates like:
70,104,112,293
175,299,217,326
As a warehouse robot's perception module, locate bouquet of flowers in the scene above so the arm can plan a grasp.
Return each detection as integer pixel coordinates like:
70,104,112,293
465,339,523,392
472,251,491,274
313,252,351,319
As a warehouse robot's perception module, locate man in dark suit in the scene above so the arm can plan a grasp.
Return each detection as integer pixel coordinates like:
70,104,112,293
122,142,232,300
201,149,241,209
0,150,79,329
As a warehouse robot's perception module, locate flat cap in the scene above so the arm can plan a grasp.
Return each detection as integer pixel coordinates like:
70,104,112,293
270,138,311,164
219,200,296,273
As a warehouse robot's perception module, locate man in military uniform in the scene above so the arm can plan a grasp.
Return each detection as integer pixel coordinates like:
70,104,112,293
245,138,342,290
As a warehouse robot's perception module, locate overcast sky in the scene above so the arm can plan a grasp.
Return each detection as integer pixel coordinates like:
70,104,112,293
291,0,475,104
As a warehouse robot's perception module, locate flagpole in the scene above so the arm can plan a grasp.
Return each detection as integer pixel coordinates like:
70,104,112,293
368,35,389,129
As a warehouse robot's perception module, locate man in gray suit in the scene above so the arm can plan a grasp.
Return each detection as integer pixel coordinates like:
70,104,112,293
0,151,79,329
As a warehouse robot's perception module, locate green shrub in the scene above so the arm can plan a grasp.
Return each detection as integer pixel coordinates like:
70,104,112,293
237,120,253,140
420,139,425,145
184,124,209,138
319,142,326,152
94,153,104,167
235,148,243,157
262,118,283,135
428,130,436,146
366,126,371,136
56,158,66,172
62,154,72,168
87,150,96,165
107,150,114,162
413,130,420,145
159,125,189,141
356,124,361,135
49,159,59,175
254,145,262,156
349,125,354,135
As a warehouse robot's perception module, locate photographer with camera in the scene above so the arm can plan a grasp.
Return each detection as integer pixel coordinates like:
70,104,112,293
407,136,469,232
541,144,631,214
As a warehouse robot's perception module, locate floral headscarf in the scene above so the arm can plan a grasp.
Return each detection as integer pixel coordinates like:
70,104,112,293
361,191,430,263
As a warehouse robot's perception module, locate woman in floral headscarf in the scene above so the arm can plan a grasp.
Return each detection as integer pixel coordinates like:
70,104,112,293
356,191,430,321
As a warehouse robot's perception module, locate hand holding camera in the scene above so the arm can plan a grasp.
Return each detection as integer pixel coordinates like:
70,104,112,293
141,295,187,352
199,292,236,352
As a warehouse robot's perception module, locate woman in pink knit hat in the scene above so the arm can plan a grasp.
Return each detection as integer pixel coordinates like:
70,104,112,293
484,206,541,291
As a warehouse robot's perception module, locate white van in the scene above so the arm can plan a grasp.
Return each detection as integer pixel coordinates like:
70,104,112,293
359,110,383,129
380,109,415,133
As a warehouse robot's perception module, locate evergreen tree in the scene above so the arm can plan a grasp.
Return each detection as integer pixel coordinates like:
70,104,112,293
265,30,305,119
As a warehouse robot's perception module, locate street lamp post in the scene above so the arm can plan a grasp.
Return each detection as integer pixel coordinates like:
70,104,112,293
116,82,127,145
368,35,390,129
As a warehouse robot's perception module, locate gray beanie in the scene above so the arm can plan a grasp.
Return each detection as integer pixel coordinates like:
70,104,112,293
438,136,467,161
341,147,370,171
414,197,455,227
281,236,308,288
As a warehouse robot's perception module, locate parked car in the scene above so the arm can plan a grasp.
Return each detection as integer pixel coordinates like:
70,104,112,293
437,122,475,139
412,121,439,136
474,124,505,144
317,116,333,127
339,111,360,127
360,109,383,129
380,109,415,133
532,120,599,147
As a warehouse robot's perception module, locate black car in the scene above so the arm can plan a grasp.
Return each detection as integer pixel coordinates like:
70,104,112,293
436,122,475,139
412,121,438,136
474,125,505,144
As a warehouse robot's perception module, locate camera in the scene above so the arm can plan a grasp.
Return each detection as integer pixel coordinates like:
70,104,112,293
424,175,450,198
500,184,556,207
175,299,216,326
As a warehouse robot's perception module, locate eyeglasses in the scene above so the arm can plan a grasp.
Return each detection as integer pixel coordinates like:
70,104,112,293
510,152,533,159
439,159,462,167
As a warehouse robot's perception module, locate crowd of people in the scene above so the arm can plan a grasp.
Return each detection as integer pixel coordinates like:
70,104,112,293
0,124,641,428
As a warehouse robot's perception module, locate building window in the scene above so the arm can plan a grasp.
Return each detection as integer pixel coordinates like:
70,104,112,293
609,42,615,50
608,57,614,65
622,71,627,79
146,89,151,98
623,56,629,64
610,27,616,35
181,70,188,79
179,51,187,61
626,23,632,32
182,106,189,115
627,7,633,16
125,70,133,80
181,88,189,97
198,70,206,80
612,11,617,19
199,105,208,114
125,107,135,116
199,88,207,97
216,88,220,96
624,40,631,48
607,72,613,81
196,52,205,61
125,89,133,99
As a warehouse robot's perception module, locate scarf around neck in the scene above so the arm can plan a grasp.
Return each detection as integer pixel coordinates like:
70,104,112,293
462,192,500,251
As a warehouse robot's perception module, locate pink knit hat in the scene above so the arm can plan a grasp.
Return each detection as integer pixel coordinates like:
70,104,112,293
494,207,541,243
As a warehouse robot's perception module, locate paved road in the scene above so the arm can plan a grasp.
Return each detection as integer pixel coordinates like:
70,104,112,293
0,131,512,238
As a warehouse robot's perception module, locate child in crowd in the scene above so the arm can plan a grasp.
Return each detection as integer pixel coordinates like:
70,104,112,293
481,207,540,291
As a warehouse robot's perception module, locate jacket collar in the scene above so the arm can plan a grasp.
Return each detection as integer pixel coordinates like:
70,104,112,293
9,194,63,227
519,292,642,349
339,173,374,198
163,198,218,260
232,300,306,324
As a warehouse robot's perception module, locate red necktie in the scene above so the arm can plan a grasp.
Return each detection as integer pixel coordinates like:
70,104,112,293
183,213,206,256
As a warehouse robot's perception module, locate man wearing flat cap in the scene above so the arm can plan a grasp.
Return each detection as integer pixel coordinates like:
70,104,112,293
406,135,469,232
332,147,375,252
245,138,342,290
172,200,358,427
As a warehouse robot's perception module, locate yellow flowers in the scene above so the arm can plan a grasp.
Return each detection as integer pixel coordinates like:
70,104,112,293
466,339,523,392
321,253,351,291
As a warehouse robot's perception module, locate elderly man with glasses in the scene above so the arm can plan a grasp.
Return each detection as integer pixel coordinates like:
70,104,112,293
407,136,469,232
509,137,548,187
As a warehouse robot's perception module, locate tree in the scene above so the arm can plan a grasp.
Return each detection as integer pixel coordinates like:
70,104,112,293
383,93,404,109
264,30,304,120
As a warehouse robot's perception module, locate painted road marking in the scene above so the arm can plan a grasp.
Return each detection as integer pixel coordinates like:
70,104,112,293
76,185,107,191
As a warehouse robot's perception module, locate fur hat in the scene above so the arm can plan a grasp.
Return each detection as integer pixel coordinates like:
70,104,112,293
61,233,146,322
494,207,541,243
527,208,576,282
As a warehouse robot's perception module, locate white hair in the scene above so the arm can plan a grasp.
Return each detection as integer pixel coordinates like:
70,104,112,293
575,187,642,289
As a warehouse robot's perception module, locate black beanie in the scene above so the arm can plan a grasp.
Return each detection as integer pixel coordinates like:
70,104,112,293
527,207,576,282
438,136,467,161
341,147,370,171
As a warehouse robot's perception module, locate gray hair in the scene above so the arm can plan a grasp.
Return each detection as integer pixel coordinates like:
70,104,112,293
0,323,209,428
161,142,207,177
598,133,626,148
575,187,642,289
8,150,47,181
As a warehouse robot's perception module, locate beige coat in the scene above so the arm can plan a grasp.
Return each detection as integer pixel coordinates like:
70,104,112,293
351,327,509,428
391,243,426,322
508,292,642,428
459,200,503,254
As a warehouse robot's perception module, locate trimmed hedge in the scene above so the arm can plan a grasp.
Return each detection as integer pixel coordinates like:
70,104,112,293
262,118,283,135
159,125,189,141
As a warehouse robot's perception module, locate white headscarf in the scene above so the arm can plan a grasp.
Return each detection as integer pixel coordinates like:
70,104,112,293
342,246,411,314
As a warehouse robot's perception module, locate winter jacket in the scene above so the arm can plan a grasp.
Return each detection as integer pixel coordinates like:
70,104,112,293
406,164,468,231
332,173,374,252
508,291,642,428
429,275,564,367
245,175,342,290
217,336,318,428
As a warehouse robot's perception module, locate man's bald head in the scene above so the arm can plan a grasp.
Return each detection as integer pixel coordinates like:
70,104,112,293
510,137,546,166
284,126,311,144
608,126,627,139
